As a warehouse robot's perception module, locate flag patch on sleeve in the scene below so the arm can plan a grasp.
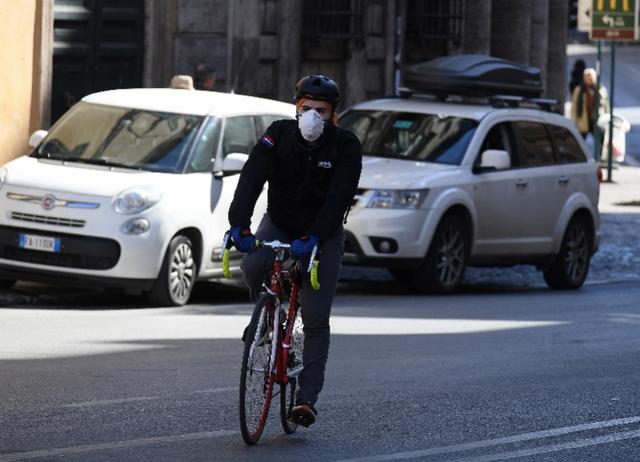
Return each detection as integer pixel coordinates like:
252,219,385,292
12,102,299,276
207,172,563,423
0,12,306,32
260,135,275,148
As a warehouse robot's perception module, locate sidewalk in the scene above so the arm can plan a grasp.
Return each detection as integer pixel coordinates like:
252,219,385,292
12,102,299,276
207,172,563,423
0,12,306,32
598,164,640,213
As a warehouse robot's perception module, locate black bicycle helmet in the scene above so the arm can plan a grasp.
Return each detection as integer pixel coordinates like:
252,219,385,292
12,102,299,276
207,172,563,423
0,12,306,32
294,75,341,107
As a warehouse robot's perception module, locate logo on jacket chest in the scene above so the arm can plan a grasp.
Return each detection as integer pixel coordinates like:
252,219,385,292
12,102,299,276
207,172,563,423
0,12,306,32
317,160,333,169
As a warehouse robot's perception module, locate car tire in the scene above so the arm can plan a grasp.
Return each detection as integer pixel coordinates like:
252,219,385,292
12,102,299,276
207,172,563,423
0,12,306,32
146,235,196,306
0,279,16,289
411,215,469,294
543,216,592,290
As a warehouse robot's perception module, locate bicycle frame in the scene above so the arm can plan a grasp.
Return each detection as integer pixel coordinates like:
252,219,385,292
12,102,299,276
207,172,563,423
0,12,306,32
262,244,304,387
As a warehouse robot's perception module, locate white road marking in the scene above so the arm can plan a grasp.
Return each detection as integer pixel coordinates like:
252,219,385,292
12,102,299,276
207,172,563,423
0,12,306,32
190,386,236,394
0,430,237,462
58,387,236,408
59,396,157,408
335,416,640,461
441,429,640,462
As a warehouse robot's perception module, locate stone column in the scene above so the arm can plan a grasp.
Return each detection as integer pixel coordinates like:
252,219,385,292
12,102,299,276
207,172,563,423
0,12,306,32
144,0,176,88
529,0,549,89
344,38,367,108
546,0,568,104
490,0,531,65
463,0,491,55
230,0,261,95
384,0,398,95
277,0,303,102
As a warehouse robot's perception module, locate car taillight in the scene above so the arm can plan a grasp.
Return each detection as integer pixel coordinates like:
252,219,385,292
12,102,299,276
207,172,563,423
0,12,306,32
597,166,603,183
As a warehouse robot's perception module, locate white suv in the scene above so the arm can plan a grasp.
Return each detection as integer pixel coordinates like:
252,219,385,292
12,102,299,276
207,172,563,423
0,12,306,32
0,89,294,305
339,96,600,292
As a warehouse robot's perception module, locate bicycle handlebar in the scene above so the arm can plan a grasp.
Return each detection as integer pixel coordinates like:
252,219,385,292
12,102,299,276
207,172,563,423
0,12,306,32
219,232,320,290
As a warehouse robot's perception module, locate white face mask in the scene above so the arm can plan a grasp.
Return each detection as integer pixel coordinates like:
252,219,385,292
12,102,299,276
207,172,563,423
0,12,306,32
298,109,325,142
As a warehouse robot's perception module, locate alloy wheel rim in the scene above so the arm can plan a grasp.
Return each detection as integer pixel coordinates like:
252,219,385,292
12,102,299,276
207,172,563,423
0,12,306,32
436,227,465,287
564,225,588,282
169,242,194,302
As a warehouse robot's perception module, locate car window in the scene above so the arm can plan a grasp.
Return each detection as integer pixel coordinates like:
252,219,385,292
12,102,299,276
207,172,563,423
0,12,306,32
187,118,221,173
547,124,587,164
222,116,258,157
476,122,517,168
31,102,203,173
257,114,287,132
340,110,478,165
514,121,555,167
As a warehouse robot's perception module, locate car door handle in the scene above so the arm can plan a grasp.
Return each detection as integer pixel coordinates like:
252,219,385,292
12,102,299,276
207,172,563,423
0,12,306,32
515,180,529,188
558,176,570,185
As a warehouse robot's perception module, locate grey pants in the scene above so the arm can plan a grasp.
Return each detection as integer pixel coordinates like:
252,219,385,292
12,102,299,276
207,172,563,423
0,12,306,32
241,214,344,406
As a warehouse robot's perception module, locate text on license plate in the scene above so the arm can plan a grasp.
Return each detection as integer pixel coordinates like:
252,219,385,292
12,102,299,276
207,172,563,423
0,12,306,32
18,233,61,253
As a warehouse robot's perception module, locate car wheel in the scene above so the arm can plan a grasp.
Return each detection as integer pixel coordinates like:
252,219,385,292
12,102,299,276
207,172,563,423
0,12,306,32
411,215,469,293
0,279,16,289
543,217,591,290
146,235,196,306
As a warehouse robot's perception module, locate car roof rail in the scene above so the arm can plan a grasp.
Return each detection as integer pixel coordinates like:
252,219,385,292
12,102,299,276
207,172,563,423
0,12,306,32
395,90,559,113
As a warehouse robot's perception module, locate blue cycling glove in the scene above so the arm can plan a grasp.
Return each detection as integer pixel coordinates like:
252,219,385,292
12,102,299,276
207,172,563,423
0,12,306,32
230,226,256,253
291,234,319,259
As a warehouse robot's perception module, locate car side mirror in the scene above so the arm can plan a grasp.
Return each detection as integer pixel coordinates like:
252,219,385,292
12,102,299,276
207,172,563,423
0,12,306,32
478,149,511,172
221,153,249,174
28,130,48,148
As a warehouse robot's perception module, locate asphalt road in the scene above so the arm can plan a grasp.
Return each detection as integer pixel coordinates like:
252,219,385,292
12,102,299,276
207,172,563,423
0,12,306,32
2,280,640,461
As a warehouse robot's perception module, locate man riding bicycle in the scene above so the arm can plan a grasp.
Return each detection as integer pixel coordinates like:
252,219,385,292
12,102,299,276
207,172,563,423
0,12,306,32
227,75,362,427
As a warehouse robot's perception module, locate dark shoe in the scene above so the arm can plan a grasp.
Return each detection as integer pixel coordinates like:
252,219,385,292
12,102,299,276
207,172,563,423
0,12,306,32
290,402,317,427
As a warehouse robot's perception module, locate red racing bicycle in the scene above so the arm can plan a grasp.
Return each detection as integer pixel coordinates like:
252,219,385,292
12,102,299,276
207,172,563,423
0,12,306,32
221,234,320,445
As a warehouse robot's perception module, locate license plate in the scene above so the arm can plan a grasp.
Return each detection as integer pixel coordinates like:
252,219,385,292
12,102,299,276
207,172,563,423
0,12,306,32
18,233,61,253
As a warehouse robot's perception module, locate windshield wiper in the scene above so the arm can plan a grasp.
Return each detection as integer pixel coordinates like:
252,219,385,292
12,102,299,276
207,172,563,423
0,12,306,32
66,157,142,170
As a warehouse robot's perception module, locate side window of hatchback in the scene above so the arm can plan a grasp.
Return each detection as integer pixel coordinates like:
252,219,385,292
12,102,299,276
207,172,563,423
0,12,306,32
222,116,259,157
187,118,221,173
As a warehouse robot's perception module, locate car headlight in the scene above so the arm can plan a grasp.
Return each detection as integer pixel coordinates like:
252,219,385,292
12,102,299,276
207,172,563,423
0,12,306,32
0,168,7,190
113,186,162,215
365,189,428,209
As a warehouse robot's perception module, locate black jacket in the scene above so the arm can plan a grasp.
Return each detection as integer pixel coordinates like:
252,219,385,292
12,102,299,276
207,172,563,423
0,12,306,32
228,119,362,242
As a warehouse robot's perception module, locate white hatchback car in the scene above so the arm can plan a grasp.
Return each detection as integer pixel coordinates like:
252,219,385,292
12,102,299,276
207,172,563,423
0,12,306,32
0,89,294,305
339,96,601,292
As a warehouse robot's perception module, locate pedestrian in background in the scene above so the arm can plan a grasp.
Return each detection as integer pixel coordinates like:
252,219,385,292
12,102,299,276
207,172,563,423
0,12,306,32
570,67,609,141
568,59,586,96
194,64,216,91
169,75,195,90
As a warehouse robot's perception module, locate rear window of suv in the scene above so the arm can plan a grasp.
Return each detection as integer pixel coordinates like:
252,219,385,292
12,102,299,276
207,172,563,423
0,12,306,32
340,110,478,165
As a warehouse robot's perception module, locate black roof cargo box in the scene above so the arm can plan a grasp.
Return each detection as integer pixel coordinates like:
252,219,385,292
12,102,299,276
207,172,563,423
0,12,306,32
404,54,543,98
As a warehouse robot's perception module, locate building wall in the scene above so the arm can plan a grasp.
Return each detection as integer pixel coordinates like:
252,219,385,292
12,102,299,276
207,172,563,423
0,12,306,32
0,0,37,165
146,1,569,110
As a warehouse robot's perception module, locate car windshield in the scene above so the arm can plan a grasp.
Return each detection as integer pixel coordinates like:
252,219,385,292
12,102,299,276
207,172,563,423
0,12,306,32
31,102,204,173
339,109,479,165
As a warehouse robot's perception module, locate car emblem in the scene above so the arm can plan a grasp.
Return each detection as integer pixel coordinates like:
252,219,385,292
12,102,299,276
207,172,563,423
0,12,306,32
41,194,56,210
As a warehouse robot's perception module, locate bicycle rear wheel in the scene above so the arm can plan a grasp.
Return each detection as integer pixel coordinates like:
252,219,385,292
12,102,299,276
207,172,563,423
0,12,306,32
280,304,304,433
240,294,276,445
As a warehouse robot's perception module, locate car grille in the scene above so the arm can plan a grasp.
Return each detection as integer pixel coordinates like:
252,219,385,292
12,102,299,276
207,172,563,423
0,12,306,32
10,212,86,228
0,225,120,270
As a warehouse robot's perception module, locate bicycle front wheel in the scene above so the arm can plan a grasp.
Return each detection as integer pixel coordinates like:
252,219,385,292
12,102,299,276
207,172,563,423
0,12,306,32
240,294,276,445
280,304,304,434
